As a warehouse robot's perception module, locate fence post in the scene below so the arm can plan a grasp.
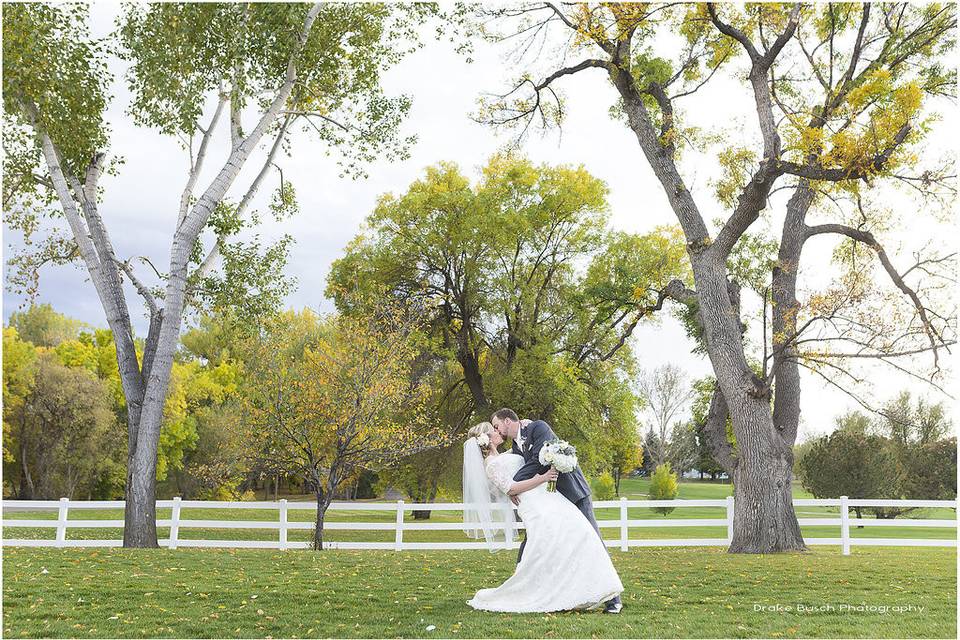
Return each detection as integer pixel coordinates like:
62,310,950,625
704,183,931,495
619,496,629,552
169,496,182,550
395,500,404,551
279,499,288,551
726,495,734,545
56,497,70,547
840,495,850,556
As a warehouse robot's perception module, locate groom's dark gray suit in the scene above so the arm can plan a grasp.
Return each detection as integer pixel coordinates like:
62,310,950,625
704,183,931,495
511,419,621,608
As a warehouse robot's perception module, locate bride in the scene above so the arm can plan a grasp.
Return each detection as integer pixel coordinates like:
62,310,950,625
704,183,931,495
462,421,624,613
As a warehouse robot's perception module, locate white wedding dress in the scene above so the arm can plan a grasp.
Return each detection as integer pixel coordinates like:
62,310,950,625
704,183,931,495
466,453,624,613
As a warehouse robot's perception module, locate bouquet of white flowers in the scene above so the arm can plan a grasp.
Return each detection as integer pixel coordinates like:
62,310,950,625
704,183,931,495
538,439,577,492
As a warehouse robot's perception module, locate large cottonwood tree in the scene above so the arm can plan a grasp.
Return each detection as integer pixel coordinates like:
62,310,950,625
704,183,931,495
479,3,956,552
3,2,435,546
329,155,691,413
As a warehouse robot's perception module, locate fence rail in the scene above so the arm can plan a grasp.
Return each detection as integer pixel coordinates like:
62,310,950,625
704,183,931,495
2,496,956,555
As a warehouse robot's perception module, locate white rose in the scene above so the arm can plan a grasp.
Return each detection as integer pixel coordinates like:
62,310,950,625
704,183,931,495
475,433,490,447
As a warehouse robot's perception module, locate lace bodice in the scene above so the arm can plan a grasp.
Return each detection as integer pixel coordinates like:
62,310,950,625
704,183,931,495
485,453,525,496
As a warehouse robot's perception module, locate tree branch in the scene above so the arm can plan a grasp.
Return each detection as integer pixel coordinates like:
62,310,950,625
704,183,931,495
707,3,759,61
545,2,614,55
118,259,160,317
698,385,738,476
177,3,321,246
804,222,948,370
180,91,228,225
778,123,911,182
708,5,800,258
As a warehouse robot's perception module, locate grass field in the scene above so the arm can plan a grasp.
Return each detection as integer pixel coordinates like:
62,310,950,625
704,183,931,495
3,480,956,638
4,478,955,545
2,545,955,639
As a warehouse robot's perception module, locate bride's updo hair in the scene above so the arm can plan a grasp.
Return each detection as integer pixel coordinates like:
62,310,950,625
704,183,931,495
467,421,494,453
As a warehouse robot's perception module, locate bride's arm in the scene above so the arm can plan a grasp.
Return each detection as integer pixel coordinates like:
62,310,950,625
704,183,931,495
487,458,558,496
506,468,558,496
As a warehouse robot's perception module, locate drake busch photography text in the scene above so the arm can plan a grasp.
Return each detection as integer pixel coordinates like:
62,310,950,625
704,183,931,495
754,603,926,615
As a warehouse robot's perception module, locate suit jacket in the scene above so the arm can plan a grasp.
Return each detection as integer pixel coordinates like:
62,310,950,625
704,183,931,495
511,419,590,504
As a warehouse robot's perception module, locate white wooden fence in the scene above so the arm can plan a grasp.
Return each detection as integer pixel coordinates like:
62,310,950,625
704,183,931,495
2,496,956,555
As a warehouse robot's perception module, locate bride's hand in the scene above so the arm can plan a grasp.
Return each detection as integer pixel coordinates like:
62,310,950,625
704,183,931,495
540,467,559,483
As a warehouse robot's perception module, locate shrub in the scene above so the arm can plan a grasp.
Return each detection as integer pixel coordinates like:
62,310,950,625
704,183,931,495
650,462,679,515
591,472,616,501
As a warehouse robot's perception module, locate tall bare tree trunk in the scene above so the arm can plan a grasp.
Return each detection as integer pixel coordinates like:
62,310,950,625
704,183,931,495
123,444,159,547
597,19,809,550
691,256,807,553
726,398,805,552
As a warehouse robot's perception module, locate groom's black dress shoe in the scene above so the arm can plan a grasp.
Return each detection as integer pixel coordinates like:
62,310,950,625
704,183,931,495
603,602,623,614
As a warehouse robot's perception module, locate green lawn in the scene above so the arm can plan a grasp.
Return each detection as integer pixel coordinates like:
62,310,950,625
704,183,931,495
2,546,955,638
4,478,955,546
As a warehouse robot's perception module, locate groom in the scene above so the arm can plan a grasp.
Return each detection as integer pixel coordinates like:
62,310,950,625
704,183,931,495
490,408,623,614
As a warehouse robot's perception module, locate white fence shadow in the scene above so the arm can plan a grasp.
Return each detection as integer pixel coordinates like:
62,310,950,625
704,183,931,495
2,496,956,555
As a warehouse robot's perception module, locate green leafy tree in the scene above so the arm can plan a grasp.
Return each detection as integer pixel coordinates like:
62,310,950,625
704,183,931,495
609,427,642,495
328,154,689,501
239,297,446,549
6,352,115,499
797,430,900,501
8,303,89,347
871,391,955,518
834,410,876,436
165,310,259,498
377,378,478,519
688,376,736,480
796,428,900,524
2,327,38,496
798,397,955,522
899,437,957,502
51,329,129,499
2,313,134,500
53,329,125,407
381,448,457,518
180,309,249,367
156,359,241,489
880,391,951,449
3,2,439,546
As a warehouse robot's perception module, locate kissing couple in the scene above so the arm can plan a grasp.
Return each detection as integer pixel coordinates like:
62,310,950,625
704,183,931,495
462,408,624,613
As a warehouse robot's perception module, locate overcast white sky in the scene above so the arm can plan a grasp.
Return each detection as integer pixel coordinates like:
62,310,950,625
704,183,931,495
3,3,957,442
